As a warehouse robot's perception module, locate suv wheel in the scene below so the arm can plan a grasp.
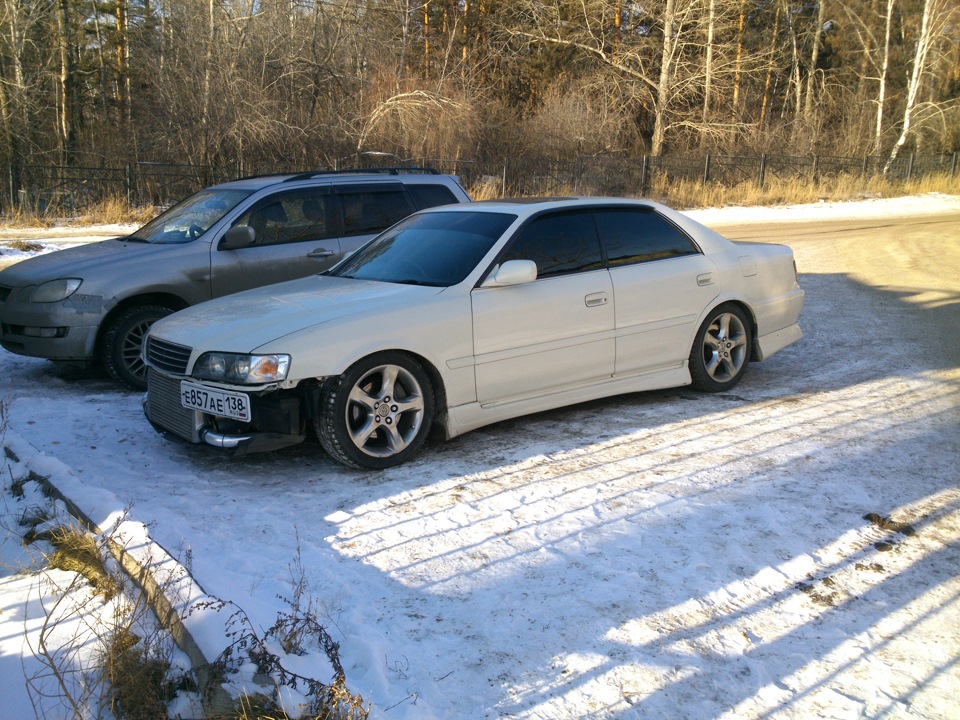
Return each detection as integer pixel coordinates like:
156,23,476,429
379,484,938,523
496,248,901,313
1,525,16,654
103,305,173,390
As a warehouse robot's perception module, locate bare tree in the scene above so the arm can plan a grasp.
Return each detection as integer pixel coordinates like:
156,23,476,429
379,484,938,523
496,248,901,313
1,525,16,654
884,0,959,170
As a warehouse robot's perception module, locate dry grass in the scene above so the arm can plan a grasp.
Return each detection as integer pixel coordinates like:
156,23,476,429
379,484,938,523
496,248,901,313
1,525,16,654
76,196,157,226
652,171,960,210
104,631,178,720
1,196,156,229
43,526,122,601
463,170,960,209
1,206,56,228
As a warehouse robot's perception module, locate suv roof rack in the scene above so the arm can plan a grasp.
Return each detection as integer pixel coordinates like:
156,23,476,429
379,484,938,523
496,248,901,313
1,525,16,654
282,167,440,182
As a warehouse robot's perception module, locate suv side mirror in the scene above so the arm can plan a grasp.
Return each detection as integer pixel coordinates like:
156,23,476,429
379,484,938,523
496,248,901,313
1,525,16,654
481,260,538,287
221,225,256,250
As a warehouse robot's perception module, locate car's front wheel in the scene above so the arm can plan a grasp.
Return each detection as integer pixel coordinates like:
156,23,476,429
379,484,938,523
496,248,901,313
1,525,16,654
102,304,174,390
689,304,752,392
316,351,435,469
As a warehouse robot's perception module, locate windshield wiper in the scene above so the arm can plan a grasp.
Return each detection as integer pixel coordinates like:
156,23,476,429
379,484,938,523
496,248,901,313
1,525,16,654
392,278,439,287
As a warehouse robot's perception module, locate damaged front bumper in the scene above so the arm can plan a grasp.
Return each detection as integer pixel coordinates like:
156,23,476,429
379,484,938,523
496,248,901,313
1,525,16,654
143,370,309,454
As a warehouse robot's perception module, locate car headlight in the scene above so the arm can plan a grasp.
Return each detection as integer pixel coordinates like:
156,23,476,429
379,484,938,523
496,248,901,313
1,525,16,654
30,278,82,303
192,352,290,384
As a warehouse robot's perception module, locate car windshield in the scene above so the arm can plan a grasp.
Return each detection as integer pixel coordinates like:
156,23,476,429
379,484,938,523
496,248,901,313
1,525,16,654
127,188,253,244
328,211,517,287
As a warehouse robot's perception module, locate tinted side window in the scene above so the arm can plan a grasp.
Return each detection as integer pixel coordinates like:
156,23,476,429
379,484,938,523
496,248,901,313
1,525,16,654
595,208,699,266
339,189,414,237
500,211,603,279
233,190,334,247
407,184,458,210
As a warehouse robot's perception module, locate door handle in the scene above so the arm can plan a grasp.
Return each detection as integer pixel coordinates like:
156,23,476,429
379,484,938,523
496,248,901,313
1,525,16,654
585,292,608,307
697,272,715,286
307,248,336,259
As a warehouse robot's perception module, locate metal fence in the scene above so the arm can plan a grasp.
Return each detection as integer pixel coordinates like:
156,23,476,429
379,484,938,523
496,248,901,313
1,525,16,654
3,152,957,215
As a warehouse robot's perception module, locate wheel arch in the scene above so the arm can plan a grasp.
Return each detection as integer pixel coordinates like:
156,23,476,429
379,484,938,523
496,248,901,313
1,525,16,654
329,347,450,442
95,293,190,353
697,297,761,362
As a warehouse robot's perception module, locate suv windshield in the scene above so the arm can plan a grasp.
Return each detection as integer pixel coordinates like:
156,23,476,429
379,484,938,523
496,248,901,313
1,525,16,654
128,189,252,244
328,211,516,287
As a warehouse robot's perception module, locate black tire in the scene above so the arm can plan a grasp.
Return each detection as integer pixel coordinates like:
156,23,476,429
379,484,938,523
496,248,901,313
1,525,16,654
688,304,752,392
102,304,174,390
316,351,435,469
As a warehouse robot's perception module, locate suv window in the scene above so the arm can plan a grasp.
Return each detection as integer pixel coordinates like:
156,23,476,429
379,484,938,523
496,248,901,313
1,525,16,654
233,189,335,247
408,184,459,210
338,186,415,237
500,211,604,278
594,208,699,266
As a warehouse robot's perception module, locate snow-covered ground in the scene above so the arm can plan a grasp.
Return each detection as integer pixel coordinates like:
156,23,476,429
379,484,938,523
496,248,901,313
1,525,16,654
1,194,959,719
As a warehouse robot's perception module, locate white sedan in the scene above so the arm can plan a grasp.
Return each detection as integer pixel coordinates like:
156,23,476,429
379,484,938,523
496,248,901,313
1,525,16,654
142,198,804,469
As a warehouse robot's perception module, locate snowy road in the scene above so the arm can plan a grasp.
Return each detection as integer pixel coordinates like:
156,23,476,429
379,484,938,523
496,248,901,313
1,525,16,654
2,199,958,718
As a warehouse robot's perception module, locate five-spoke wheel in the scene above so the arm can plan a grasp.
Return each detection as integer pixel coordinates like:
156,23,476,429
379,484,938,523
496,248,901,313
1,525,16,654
102,304,174,390
689,305,752,392
316,351,434,469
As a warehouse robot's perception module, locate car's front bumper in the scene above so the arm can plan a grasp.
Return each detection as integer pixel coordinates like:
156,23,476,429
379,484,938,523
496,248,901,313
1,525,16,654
0,286,102,360
143,370,307,453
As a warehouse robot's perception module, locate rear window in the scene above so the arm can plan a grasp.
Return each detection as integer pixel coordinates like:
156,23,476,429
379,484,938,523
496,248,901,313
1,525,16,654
408,184,459,210
594,208,699,266
339,188,415,237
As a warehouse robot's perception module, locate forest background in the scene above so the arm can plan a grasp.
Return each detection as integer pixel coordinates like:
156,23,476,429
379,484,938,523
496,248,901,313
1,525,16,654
1,0,959,211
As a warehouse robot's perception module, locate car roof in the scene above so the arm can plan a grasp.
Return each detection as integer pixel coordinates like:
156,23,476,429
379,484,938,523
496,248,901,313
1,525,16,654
209,168,453,192
435,196,665,216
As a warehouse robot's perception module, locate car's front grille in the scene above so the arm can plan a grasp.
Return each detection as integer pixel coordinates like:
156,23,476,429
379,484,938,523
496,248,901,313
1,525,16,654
146,370,201,442
146,336,192,375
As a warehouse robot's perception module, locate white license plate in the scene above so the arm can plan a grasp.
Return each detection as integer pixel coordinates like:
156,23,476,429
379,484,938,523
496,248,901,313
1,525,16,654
180,381,251,421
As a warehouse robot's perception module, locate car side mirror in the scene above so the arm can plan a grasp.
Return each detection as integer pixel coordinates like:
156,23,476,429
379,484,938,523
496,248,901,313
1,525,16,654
481,259,538,287
221,225,256,250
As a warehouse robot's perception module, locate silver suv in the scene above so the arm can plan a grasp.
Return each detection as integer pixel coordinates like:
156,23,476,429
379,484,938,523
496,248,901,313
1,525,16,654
0,170,470,389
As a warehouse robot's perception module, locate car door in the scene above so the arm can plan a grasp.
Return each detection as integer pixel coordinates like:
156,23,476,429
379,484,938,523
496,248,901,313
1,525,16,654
471,210,615,404
593,207,720,375
210,187,341,297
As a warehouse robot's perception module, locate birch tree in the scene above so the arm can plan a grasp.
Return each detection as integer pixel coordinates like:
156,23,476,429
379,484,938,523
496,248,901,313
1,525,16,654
884,0,959,170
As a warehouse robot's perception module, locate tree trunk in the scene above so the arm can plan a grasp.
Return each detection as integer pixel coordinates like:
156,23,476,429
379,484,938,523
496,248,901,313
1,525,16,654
56,0,79,164
423,0,431,78
802,0,827,126
759,3,782,133
652,0,677,155
884,0,934,171
703,0,716,126
873,0,894,155
732,0,746,116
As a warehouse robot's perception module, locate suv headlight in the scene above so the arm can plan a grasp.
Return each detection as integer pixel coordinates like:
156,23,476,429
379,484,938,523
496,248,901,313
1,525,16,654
192,352,290,384
30,278,82,303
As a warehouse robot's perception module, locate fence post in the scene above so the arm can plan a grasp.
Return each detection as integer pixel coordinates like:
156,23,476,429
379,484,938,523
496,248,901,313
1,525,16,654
758,154,766,189
703,154,712,185
952,151,958,177
640,155,649,196
126,163,134,205
501,162,508,197
906,153,915,180
811,155,819,183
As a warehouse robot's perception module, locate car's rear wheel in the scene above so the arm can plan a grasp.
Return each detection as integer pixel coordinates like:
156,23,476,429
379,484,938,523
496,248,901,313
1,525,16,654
316,352,434,469
689,304,752,392
102,304,173,391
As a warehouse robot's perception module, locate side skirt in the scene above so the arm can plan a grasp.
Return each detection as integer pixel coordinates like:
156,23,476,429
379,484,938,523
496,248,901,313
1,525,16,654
444,364,691,440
